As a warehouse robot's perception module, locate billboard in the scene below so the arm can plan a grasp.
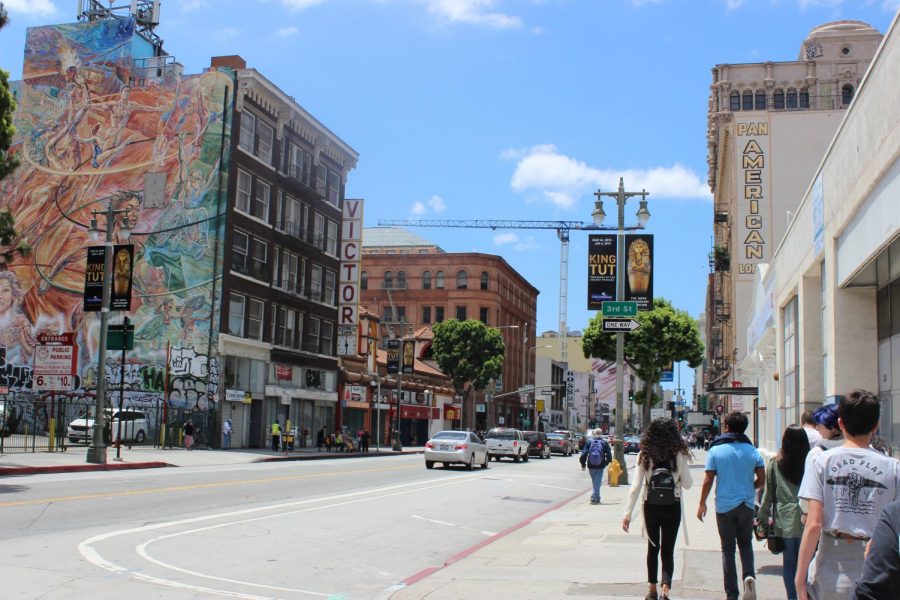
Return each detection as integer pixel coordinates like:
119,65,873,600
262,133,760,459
587,234,616,310
0,18,233,408
624,234,653,311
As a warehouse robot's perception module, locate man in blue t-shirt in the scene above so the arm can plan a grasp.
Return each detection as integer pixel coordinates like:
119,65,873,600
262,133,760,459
697,412,765,600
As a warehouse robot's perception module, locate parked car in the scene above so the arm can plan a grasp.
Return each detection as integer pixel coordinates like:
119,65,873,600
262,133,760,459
67,409,150,444
546,432,575,456
624,435,641,454
424,430,489,470
523,431,551,459
485,428,529,462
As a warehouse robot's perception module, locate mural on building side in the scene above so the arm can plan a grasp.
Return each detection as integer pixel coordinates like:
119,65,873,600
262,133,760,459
0,18,232,410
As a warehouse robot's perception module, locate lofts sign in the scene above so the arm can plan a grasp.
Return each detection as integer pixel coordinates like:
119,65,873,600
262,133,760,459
734,118,771,279
338,199,364,355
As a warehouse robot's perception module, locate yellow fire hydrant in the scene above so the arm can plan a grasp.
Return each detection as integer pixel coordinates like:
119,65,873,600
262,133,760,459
607,459,622,487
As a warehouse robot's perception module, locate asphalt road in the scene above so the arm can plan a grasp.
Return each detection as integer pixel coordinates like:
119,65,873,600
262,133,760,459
1,452,590,599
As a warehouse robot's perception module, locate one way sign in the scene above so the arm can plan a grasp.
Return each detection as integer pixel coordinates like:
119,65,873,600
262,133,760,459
602,319,641,333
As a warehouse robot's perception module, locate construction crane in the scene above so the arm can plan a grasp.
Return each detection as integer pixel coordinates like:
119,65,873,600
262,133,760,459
377,219,603,368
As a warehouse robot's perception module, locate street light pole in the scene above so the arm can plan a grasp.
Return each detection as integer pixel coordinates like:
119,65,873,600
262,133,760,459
593,178,650,485
86,197,134,465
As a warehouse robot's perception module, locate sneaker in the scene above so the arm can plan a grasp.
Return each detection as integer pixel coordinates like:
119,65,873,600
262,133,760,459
590,499,599,505
743,576,756,600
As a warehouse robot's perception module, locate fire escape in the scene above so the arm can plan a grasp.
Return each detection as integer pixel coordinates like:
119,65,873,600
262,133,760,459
706,206,732,391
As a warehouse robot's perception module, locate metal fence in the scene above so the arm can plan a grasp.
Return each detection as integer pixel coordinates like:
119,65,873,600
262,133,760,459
0,393,216,453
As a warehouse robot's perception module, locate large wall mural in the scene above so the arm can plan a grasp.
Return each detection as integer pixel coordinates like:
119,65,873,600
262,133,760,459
0,18,232,411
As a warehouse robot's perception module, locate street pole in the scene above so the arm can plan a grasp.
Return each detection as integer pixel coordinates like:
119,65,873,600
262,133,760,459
392,341,403,451
114,316,128,461
86,196,134,465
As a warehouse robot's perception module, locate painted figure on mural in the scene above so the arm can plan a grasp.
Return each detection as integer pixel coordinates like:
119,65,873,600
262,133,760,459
0,271,37,365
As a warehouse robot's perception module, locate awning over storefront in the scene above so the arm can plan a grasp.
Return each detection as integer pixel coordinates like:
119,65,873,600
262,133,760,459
443,404,461,420
392,405,431,420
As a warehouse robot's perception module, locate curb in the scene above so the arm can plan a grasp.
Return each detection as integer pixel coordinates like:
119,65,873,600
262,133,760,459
0,461,170,476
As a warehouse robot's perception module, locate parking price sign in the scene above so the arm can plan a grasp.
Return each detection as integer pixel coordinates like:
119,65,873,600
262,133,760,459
33,332,77,391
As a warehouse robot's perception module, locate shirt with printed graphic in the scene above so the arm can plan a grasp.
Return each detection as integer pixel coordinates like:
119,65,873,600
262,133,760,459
798,446,900,538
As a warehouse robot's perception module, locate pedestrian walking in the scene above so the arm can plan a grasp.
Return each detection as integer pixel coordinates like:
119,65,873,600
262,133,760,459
795,390,900,600
335,430,343,452
800,410,822,448
271,420,281,452
361,428,370,453
697,411,765,600
579,428,613,504
183,419,195,450
756,425,810,599
852,498,900,600
622,418,693,600
799,404,843,517
316,427,325,452
222,418,233,449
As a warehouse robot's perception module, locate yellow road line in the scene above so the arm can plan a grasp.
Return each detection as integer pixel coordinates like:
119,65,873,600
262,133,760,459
0,463,416,508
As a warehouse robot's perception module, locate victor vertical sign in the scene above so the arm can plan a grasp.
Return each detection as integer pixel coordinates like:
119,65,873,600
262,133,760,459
338,199,364,356
624,234,653,311
587,234,616,310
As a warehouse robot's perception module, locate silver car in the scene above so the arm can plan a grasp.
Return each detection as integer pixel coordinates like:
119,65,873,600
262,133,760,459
424,431,489,470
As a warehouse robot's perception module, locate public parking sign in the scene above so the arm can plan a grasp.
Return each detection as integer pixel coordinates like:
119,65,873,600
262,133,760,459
33,333,77,391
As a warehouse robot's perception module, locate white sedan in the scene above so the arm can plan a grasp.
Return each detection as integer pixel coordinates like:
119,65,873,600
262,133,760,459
424,431,489,470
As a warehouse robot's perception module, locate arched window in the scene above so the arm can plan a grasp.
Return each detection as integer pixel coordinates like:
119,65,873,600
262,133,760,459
422,270,432,290
742,90,753,111
799,88,810,109
456,270,468,289
773,89,785,110
480,271,489,291
730,91,740,111
842,84,854,106
755,90,766,110
360,271,368,290
435,270,445,289
383,271,393,289
397,270,406,289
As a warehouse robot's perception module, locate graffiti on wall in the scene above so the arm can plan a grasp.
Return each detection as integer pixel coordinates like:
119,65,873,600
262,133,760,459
0,18,232,405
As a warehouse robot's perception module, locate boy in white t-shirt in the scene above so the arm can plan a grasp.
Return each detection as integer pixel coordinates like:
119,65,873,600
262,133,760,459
795,390,900,600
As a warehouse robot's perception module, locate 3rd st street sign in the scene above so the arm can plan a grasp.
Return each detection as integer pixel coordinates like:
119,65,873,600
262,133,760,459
602,319,641,333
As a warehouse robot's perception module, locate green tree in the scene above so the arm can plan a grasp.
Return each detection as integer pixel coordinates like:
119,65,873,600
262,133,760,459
0,3,27,269
581,297,703,431
431,319,505,430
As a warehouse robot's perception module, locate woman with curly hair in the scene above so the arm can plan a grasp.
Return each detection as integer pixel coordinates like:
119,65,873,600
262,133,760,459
622,418,693,600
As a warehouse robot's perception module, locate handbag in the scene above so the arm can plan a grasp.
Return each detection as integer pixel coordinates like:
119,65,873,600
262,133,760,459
760,458,785,555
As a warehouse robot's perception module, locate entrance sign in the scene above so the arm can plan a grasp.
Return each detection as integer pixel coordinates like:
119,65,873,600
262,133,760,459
33,333,77,391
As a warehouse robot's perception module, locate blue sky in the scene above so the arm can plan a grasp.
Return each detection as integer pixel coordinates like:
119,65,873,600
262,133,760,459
2,0,898,392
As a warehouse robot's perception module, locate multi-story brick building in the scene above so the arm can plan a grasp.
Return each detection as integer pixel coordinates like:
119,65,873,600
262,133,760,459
360,227,539,431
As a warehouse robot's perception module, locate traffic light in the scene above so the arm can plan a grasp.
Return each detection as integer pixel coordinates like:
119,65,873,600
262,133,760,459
628,390,635,402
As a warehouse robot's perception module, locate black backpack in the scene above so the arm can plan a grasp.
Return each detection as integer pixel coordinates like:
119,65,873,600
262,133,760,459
646,467,677,505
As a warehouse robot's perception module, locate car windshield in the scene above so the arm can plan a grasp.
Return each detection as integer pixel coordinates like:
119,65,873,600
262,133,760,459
547,433,565,440
432,432,466,440
523,433,540,441
485,430,516,439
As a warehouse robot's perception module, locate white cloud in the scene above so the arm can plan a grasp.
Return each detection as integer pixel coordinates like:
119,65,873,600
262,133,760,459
180,0,209,13
276,26,300,37
4,0,57,16
280,0,327,9
211,27,241,41
426,0,523,29
883,0,900,11
411,201,426,215
504,144,711,207
427,194,446,213
493,232,519,245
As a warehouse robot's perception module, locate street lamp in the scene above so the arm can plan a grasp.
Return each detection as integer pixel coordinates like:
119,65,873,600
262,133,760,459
369,377,381,451
592,177,650,485
85,195,136,465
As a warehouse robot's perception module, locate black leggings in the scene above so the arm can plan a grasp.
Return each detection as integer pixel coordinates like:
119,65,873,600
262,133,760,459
643,502,681,586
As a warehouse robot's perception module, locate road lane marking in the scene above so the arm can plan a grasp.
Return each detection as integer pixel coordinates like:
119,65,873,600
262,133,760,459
531,482,583,492
79,474,484,599
0,463,418,508
411,514,457,527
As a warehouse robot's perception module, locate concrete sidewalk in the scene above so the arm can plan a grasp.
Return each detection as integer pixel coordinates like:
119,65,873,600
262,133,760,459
388,454,785,600
0,444,425,475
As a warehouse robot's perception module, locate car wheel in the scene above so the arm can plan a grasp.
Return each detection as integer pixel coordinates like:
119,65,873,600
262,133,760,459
522,451,529,462
482,454,489,469
513,454,520,463
135,430,146,443
426,461,434,469
466,454,474,471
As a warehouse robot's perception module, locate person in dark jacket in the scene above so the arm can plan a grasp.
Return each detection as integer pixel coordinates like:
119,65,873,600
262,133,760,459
316,427,325,452
852,499,900,600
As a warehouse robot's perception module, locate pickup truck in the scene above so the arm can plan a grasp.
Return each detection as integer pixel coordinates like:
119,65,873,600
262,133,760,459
485,428,529,462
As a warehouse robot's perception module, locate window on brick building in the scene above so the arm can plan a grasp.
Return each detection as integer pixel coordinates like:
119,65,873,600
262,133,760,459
456,306,467,320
